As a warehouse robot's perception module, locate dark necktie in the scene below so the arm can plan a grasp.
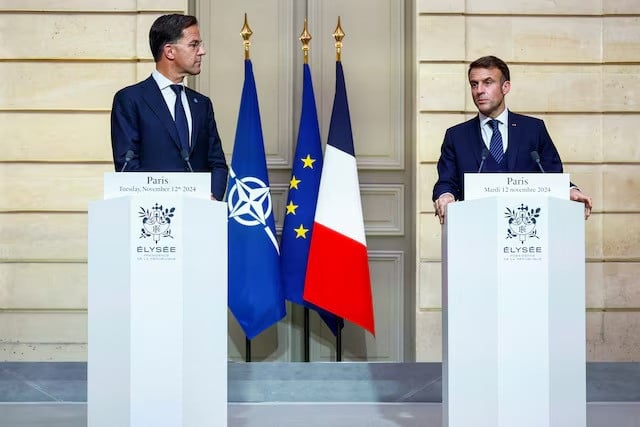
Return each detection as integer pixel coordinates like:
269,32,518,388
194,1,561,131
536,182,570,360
488,119,504,165
170,84,190,151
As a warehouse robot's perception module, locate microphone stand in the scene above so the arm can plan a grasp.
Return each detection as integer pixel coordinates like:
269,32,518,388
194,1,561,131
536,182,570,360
181,149,194,172
120,150,135,172
477,148,489,173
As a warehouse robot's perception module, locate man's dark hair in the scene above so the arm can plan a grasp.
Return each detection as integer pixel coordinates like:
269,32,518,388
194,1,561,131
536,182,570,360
149,14,199,62
468,55,511,83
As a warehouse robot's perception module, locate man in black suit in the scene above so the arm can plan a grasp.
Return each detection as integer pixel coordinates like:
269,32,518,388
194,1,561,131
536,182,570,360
432,55,592,223
111,14,228,200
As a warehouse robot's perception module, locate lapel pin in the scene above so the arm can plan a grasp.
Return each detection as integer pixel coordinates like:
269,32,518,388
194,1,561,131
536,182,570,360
193,98,198,104
511,123,516,126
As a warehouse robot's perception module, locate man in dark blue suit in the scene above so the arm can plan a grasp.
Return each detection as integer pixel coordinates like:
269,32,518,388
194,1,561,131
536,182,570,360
432,56,592,223
111,14,228,200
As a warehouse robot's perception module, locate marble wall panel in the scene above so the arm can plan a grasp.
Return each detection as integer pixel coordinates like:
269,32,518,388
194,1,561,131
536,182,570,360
0,164,109,211
602,165,640,211
603,114,640,162
418,261,441,309
417,0,464,14
0,112,111,161
417,15,465,61
0,13,137,59
538,114,603,163
0,62,137,110
418,163,438,213
0,1,135,10
0,213,88,261
419,63,467,112
601,263,640,308
484,65,604,113
586,262,605,308
466,0,602,15
415,310,442,362
0,263,86,309
603,214,640,259
604,0,640,14
587,312,640,361
418,113,466,163
603,65,640,111
1,312,86,342
604,17,640,62
419,212,442,260
466,17,602,63
0,343,86,362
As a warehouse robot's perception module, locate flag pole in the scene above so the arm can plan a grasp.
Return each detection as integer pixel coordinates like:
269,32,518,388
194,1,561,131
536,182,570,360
333,17,345,363
336,326,342,362
241,14,253,362
299,18,312,363
304,308,310,361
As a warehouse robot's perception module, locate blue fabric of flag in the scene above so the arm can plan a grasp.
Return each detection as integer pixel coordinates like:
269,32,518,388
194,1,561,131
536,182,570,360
280,64,343,336
327,62,355,156
226,59,285,340
281,64,322,305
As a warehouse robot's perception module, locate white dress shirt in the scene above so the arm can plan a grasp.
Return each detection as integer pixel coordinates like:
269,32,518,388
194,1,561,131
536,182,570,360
479,108,509,154
152,70,193,144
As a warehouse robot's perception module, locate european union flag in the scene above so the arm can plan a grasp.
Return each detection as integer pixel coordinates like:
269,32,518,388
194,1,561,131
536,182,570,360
280,63,342,335
227,59,285,340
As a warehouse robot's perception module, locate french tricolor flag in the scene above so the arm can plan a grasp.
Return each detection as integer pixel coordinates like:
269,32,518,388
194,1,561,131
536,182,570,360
303,61,375,336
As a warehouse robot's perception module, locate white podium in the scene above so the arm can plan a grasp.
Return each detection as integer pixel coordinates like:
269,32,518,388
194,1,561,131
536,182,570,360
88,173,228,427
442,174,586,427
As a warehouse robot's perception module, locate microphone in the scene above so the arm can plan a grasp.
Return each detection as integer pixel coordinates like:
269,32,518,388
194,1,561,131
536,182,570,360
530,150,545,173
477,147,489,173
120,150,135,172
181,149,194,172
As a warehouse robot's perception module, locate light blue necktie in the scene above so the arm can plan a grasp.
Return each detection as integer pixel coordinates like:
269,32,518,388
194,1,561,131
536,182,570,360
170,84,190,151
488,119,504,165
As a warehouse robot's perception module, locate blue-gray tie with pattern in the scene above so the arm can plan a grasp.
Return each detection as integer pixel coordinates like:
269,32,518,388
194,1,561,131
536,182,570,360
488,119,504,165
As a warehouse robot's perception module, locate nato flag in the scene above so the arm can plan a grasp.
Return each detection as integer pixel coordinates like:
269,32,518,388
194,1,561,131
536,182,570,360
226,59,285,340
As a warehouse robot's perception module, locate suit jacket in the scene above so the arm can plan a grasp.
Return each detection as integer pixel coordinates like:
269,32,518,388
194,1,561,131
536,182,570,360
111,75,229,200
432,111,565,201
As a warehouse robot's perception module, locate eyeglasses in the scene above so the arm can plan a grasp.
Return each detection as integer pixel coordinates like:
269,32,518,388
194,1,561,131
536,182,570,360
171,40,205,50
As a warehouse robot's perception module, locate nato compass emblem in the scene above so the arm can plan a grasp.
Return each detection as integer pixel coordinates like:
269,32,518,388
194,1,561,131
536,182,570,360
505,204,540,243
139,203,175,243
226,166,279,251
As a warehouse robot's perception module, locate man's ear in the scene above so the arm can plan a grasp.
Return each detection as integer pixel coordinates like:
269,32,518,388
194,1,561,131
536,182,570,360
163,43,175,60
502,80,511,96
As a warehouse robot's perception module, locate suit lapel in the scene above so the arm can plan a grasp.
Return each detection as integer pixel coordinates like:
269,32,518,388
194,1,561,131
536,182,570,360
186,88,204,153
469,115,484,166
507,111,522,171
140,76,182,151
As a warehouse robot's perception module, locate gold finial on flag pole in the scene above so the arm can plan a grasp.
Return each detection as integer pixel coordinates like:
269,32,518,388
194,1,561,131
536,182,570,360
240,13,253,60
300,18,312,65
333,16,344,62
